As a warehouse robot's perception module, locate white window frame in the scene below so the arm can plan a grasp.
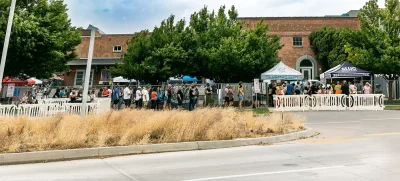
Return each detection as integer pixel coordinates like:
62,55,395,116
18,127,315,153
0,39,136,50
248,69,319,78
74,69,94,87
113,45,122,52
293,36,303,47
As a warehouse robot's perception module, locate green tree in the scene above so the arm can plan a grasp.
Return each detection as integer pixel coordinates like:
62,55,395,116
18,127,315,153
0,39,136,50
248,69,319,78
309,27,352,71
0,0,81,78
110,5,281,83
345,0,400,99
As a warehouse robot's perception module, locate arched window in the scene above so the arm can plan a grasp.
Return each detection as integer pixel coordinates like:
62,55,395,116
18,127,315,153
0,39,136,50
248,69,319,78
300,59,313,67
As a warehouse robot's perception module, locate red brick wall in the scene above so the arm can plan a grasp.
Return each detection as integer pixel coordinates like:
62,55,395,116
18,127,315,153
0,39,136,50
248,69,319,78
75,34,134,59
238,17,360,76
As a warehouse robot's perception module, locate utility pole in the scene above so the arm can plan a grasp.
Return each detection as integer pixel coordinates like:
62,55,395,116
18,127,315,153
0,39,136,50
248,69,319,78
0,0,17,91
81,25,97,116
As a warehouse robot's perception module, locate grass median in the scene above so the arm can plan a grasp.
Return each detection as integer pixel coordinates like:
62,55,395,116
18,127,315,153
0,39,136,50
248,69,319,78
0,108,304,153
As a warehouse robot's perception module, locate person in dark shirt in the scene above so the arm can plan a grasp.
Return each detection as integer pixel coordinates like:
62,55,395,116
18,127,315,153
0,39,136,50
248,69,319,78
311,82,318,95
294,87,301,95
270,83,277,107
189,86,196,111
341,81,350,95
177,86,184,110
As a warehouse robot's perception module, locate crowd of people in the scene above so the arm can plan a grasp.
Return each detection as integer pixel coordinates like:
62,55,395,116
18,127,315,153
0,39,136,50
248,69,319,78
268,80,373,106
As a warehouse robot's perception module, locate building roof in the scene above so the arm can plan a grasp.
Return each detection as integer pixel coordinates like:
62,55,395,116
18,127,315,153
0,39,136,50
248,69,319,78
67,58,122,66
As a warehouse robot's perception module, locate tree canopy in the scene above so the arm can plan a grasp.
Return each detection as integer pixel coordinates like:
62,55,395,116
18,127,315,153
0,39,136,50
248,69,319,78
108,5,281,83
345,0,400,81
0,0,81,78
309,27,352,71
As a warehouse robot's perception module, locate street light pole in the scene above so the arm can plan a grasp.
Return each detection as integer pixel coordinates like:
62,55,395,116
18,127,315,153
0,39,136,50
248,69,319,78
0,0,17,91
81,25,97,116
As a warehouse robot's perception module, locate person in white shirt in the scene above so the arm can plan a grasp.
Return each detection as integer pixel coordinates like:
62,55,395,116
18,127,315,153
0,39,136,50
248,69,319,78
141,87,149,109
123,86,131,108
135,87,142,108
349,82,357,94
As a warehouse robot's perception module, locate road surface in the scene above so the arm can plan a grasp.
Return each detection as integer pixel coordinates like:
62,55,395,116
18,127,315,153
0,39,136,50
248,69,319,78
0,110,399,181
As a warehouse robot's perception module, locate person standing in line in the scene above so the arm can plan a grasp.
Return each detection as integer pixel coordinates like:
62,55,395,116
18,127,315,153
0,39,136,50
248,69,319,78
228,86,234,107
102,87,110,97
205,83,212,107
163,87,169,110
282,83,287,95
177,86,184,110
357,82,363,94
167,84,173,110
349,82,357,94
112,86,119,110
123,85,131,109
142,87,149,109
294,86,301,95
224,84,230,107
189,85,196,111
341,81,350,96
364,82,372,94
156,87,161,110
135,87,142,109
334,81,342,94
311,82,318,95
286,81,294,95
90,90,96,103
295,81,302,93
271,82,277,107
151,88,158,110
238,83,244,111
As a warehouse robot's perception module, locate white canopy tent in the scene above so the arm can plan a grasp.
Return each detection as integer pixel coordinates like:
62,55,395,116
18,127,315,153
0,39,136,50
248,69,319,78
28,77,43,84
112,76,136,83
261,61,304,80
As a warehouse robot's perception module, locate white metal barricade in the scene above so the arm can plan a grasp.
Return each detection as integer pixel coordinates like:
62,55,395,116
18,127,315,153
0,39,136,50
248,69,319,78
312,94,347,111
0,105,17,117
349,94,385,111
275,95,310,112
17,104,59,118
274,94,385,112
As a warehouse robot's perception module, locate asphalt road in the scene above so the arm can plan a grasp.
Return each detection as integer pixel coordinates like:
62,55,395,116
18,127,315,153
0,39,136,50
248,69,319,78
1,110,399,181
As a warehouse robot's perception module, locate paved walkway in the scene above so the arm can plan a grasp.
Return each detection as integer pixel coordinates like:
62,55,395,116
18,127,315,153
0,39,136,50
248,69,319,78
0,111,399,181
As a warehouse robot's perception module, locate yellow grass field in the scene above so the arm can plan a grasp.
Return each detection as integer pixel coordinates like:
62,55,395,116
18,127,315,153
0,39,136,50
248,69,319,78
0,108,304,153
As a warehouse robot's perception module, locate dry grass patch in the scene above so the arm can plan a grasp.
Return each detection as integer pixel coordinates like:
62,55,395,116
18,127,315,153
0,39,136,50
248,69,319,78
0,108,304,153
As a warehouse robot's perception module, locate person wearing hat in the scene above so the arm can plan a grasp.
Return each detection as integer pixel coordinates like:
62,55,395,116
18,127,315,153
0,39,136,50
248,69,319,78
364,82,371,94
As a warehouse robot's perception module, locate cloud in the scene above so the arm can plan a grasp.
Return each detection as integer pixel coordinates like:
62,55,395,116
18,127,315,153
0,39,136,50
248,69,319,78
64,0,387,34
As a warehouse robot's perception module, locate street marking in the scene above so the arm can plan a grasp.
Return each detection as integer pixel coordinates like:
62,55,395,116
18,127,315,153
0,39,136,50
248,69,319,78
362,118,400,121
306,121,361,125
181,166,346,181
365,132,400,137
102,160,140,181
297,138,364,145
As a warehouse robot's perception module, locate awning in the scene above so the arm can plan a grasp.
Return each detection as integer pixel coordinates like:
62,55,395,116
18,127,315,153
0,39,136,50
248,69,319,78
261,61,304,80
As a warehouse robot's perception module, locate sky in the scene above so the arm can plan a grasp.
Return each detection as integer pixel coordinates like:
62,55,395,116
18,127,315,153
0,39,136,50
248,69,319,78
64,0,386,34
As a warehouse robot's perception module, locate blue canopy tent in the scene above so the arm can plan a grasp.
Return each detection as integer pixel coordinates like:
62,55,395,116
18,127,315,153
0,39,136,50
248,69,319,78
320,61,371,79
182,76,198,82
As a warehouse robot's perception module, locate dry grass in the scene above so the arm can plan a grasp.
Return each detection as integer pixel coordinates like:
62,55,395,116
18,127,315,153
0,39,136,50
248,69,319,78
0,108,304,153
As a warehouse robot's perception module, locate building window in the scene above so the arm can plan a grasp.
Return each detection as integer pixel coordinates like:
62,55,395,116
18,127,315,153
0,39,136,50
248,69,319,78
293,37,302,47
74,70,94,87
113,45,122,52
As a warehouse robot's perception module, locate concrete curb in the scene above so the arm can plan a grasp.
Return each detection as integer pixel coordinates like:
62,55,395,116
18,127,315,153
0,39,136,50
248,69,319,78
0,128,315,165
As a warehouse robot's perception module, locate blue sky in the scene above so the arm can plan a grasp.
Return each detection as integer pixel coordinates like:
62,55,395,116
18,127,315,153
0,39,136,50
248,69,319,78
64,0,386,34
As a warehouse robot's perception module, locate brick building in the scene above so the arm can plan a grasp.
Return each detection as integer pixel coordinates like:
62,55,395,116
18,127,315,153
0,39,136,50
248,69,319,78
64,14,360,87
64,28,134,87
238,16,360,80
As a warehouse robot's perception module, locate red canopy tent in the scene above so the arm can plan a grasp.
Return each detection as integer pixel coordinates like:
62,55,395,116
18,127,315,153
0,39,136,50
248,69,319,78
2,76,29,86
